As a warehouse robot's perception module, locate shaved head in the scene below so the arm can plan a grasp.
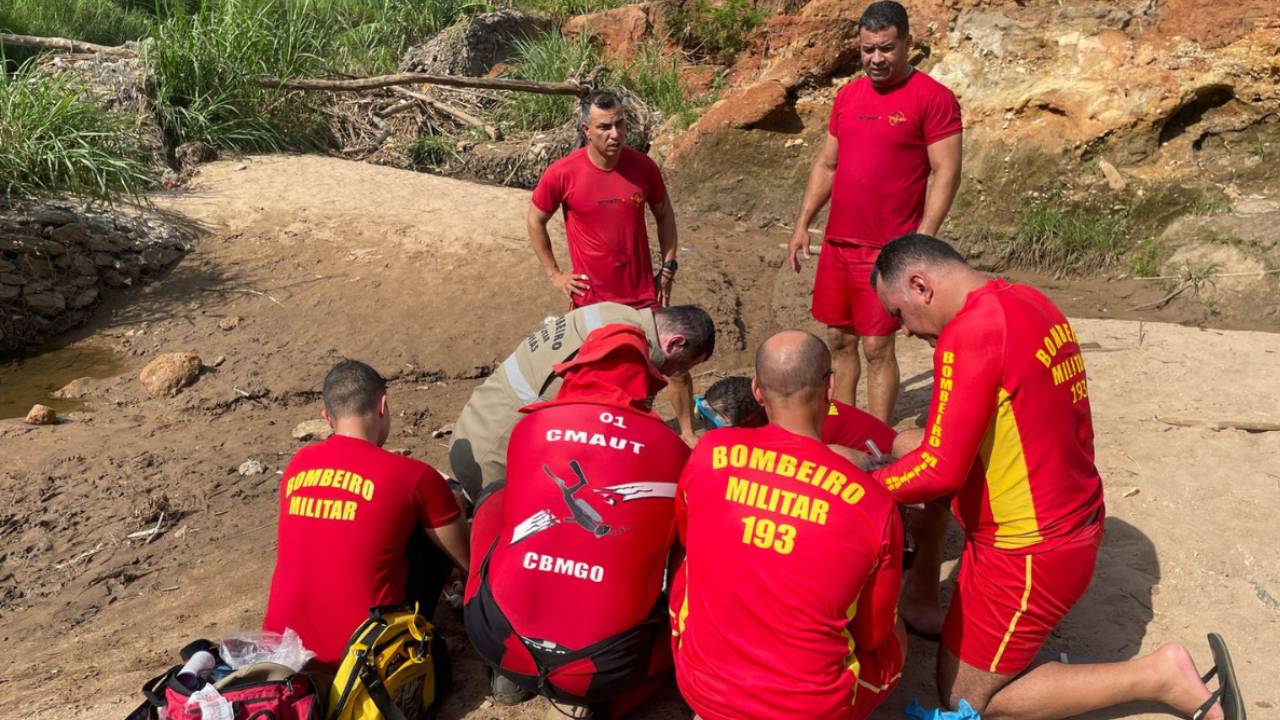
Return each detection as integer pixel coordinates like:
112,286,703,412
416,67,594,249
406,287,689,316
754,330,831,402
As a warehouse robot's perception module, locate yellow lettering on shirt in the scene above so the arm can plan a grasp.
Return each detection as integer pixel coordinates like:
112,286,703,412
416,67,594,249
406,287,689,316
282,467,377,521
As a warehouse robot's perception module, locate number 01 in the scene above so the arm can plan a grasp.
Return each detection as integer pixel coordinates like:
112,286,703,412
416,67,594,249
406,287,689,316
741,515,796,555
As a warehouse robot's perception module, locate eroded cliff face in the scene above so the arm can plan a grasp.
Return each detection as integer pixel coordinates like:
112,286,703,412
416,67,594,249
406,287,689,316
654,0,1279,273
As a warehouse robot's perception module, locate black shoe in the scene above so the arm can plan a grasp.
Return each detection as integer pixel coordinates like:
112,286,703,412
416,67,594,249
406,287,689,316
490,670,534,706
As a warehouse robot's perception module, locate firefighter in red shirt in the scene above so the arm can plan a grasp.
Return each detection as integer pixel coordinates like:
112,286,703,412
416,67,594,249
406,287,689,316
465,325,690,718
264,360,469,670
869,233,1241,719
788,1,963,426
671,331,905,720
528,89,697,445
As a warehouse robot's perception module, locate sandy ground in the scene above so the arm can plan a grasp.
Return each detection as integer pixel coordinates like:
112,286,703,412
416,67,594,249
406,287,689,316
1,156,1276,720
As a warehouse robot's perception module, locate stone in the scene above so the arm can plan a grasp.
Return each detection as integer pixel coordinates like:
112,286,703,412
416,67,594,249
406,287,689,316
0,258,12,273
1098,158,1127,191
82,234,126,253
24,404,56,425
218,315,242,331
238,459,267,476
562,5,652,60
174,141,217,170
400,9,552,76
0,273,23,286
291,419,334,442
69,287,99,309
53,377,94,399
139,352,202,397
0,284,19,301
70,254,98,277
30,208,77,225
23,291,66,317
48,223,91,244
102,270,132,288
92,253,117,268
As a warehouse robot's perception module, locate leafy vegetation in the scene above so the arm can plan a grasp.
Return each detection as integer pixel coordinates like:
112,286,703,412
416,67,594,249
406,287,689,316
508,0,623,20
0,60,154,202
669,0,764,62
492,31,599,131
999,203,1130,274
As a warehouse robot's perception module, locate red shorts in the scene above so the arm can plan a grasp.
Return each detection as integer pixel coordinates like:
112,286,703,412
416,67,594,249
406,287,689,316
811,242,900,336
942,522,1102,675
851,632,904,720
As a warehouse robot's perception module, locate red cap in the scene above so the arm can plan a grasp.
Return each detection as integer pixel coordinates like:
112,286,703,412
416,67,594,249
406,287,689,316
522,323,668,415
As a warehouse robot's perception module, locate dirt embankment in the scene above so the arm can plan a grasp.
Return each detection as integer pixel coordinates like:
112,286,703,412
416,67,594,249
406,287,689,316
1,157,1277,720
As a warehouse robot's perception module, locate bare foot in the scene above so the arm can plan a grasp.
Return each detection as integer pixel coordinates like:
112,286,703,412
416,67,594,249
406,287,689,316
1152,643,1221,720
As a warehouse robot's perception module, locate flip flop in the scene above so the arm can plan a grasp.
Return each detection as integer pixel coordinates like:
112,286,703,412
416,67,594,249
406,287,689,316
1193,633,1246,720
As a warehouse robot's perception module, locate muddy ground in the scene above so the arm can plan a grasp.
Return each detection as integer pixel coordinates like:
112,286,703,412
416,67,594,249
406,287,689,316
1,156,1276,720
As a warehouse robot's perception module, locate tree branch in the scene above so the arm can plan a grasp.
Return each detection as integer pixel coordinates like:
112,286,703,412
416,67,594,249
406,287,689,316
1,32,137,58
253,73,588,96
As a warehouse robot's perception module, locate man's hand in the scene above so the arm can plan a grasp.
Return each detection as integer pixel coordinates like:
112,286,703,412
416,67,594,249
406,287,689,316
655,268,675,307
551,271,589,299
788,226,814,272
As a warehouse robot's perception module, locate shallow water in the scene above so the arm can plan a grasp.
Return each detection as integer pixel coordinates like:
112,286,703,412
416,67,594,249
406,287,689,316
0,344,125,419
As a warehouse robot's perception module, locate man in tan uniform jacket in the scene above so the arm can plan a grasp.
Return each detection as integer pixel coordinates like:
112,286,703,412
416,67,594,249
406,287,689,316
449,303,715,502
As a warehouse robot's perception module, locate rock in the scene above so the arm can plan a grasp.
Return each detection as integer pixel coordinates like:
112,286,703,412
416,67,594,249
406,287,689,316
53,377,94,399
25,404,57,425
400,9,552,77
694,80,789,132
23,291,67,317
68,287,99,309
70,254,98,277
218,315,242,331
174,141,217,171
233,163,248,171
102,269,133,288
292,419,334,442
432,424,454,439
48,223,91,244
0,272,23,286
1098,158,1127,191
0,284,19,301
92,252,117,268
139,352,202,397
209,355,226,368
238,459,267,476
562,5,652,60
30,208,77,225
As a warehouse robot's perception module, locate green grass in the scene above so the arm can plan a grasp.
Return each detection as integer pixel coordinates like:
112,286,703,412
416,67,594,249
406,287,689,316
0,0,152,68
0,60,154,203
493,31,600,131
1002,203,1130,274
613,43,689,118
1128,238,1161,277
409,132,455,169
669,0,764,62
509,0,623,20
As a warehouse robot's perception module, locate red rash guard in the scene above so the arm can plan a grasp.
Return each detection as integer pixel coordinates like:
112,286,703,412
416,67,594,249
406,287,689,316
481,401,690,649
672,425,901,720
825,71,962,247
531,147,668,309
821,401,897,457
264,435,461,665
872,280,1105,551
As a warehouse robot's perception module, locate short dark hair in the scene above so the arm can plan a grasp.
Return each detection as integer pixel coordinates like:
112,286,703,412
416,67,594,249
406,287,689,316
322,359,386,418
870,232,968,288
580,90,623,123
858,1,909,38
705,376,763,427
655,305,716,360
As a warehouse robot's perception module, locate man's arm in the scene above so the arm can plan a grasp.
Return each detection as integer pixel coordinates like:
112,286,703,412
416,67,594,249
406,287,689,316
851,508,903,651
424,516,470,573
527,202,588,300
789,133,840,272
651,197,678,307
872,321,1002,505
916,133,962,236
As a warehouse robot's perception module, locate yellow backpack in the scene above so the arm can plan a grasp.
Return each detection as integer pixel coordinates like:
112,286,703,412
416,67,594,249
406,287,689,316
327,605,439,720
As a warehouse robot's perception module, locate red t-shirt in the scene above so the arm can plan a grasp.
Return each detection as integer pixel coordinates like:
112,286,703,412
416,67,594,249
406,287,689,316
825,71,962,247
872,280,1105,551
263,434,461,666
671,425,901,720
531,147,668,309
483,401,689,648
821,400,897,457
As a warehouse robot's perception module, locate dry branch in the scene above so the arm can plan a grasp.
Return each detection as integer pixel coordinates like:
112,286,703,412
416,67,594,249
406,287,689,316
1,32,137,58
1155,416,1280,433
254,73,588,96
391,86,500,141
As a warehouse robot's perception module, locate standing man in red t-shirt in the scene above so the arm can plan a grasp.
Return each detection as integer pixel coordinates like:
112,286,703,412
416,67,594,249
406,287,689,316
263,360,470,669
868,234,1239,720
788,1,963,425
671,331,904,720
529,90,697,444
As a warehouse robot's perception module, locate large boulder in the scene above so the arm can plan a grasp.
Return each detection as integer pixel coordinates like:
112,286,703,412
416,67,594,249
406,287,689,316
400,9,553,77
562,5,653,60
139,352,202,397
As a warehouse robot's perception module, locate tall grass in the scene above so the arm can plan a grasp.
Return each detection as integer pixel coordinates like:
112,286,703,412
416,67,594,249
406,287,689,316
509,0,623,20
0,61,154,203
493,31,600,131
0,0,151,68
1002,204,1130,274
613,44,689,118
